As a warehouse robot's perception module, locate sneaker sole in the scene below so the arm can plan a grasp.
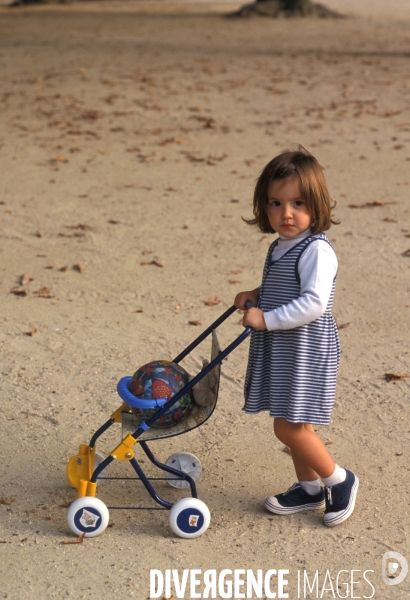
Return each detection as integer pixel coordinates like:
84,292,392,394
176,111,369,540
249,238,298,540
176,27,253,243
265,498,326,515
323,475,359,527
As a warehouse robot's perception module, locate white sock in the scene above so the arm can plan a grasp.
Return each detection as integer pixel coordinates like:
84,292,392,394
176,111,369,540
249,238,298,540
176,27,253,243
299,478,322,495
321,464,346,487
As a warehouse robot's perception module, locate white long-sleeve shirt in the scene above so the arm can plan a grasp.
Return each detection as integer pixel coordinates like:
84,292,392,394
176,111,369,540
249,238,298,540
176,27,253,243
262,230,338,331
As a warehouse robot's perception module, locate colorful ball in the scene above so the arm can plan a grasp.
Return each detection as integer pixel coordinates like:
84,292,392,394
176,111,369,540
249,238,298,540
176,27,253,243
128,360,193,428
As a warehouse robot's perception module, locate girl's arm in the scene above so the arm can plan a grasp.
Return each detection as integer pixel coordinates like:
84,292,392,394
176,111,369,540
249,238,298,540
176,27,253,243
263,241,337,331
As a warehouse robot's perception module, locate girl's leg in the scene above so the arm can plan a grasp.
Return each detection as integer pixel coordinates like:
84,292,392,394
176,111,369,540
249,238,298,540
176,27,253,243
274,418,335,479
289,425,321,482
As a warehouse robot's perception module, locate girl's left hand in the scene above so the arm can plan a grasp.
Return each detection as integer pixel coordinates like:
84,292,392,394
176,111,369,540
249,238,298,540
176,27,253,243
242,307,267,330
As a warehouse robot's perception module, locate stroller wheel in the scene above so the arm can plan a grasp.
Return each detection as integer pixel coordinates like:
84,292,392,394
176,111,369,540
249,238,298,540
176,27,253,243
169,498,210,538
67,497,109,538
164,452,202,489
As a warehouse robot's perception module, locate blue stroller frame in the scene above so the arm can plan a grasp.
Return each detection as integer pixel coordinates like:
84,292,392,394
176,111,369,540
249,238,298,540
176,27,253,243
66,305,252,539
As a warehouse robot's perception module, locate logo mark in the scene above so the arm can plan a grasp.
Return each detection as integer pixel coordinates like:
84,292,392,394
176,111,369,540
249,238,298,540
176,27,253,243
382,551,408,586
79,509,99,529
189,514,200,527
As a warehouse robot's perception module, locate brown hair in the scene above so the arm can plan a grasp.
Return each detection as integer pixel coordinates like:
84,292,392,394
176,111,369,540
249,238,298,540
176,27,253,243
244,146,339,235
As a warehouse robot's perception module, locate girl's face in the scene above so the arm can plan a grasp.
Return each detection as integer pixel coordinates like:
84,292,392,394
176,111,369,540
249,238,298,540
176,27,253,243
266,177,312,238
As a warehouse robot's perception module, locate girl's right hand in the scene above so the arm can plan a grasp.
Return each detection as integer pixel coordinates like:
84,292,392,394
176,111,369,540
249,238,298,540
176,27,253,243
234,288,260,310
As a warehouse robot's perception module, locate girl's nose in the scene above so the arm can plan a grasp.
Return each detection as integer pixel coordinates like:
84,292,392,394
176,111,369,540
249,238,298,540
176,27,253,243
282,203,293,218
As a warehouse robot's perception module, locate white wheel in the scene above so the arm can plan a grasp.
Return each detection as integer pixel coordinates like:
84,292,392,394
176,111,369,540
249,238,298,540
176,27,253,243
164,452,202,489
169,498,210,539
67,496,109,538
94,451,110,485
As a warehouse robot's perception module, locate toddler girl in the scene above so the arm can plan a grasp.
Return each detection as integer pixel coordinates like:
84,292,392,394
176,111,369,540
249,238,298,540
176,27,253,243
235,147,358,527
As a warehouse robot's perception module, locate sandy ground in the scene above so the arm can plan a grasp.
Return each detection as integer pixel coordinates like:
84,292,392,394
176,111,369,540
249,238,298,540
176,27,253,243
0,2,409,599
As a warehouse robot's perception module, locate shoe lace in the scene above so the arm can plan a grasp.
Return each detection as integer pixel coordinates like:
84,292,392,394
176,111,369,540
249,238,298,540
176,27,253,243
326,486,333,505
284,483,299,496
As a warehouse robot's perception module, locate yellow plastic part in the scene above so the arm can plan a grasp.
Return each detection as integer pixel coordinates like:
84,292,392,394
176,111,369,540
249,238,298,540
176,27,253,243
86,481,97,497
77,479,88,498
110,433,136,460
66,444,96,489
110,402,131,424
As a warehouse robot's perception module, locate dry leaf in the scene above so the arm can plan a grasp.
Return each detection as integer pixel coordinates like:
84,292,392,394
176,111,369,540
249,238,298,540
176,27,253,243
81,109,101,120
337,322,351,330
58,232,85,238
203,295,221,306
26,328,37,337
383,217,397,223
140,259,163,268
188,320,201,326
189,115,217,129
402,248,410,256
63,533,85,545
159,137,187,146
228,279,241,284
34,287,54,299
0,497,15,505
73,263,86,273
230,269,244,275
384,110,401,117
10,287,27,296
182,152,205,163
20,274,33,286
66,223,92,231
108,219,119,224
50,155,68,163
348,201,396,209
385,373,410,382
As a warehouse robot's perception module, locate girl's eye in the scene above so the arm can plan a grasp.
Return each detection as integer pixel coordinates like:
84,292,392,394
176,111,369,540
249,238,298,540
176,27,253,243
295,200,304,207
268,200,280,207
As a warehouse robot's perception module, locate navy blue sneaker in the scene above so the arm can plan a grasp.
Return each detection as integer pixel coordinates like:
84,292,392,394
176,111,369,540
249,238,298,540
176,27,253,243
323,469,359,527
265,483,326,515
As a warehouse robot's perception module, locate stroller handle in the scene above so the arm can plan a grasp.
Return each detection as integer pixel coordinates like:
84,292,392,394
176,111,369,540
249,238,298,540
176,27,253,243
173,302,254,364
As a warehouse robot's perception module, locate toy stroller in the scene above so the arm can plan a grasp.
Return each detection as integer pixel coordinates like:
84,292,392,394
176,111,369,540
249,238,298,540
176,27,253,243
66,305,252,539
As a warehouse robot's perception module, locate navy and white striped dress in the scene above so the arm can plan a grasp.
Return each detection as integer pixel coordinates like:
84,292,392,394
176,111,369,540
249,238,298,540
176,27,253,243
244,233,340,426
